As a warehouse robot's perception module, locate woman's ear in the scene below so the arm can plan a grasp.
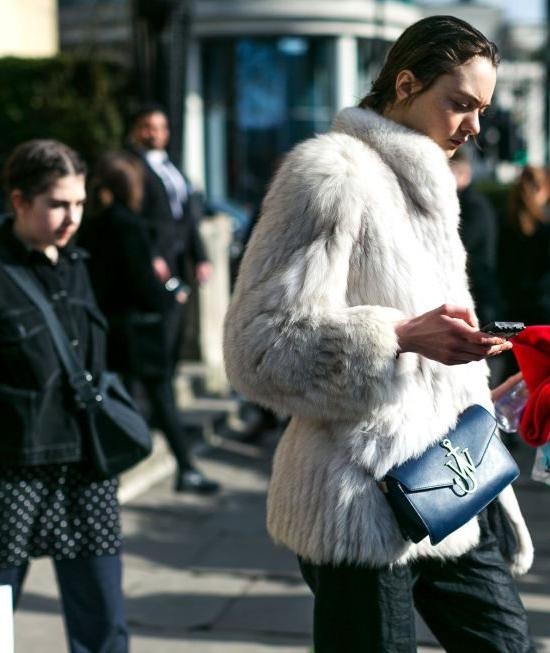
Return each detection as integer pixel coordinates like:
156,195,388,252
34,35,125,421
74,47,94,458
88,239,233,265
9,189,26,213
98,188,114,207
394,70,422,103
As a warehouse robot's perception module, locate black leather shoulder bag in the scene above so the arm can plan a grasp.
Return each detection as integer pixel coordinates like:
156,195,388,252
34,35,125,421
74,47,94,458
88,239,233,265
3,263,152,478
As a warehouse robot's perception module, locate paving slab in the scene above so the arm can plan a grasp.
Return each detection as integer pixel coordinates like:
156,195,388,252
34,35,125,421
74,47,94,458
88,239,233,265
12,419,550,653
215,577,312,636
125,568,251,631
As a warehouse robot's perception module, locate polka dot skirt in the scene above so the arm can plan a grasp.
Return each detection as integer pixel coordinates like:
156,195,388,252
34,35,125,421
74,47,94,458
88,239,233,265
0,463,122,567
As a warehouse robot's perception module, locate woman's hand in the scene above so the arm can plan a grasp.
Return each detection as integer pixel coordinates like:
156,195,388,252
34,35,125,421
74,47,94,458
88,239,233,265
395,304,512,365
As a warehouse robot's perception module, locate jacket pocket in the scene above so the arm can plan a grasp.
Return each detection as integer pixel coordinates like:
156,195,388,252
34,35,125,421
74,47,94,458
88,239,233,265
0,382,40,453
0,370,79,460
0,307,56,388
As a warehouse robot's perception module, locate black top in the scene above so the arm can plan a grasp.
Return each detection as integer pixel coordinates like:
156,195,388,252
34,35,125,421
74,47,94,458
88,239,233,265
79,202,173,315
497,219,550,325
458,184,502,326
79,202,175,377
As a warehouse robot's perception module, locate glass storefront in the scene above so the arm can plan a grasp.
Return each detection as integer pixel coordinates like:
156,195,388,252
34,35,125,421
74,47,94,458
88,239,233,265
202,36,334,214
357,38,390,105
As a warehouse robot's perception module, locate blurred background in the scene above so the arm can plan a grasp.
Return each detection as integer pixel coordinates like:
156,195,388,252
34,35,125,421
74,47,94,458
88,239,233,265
1,0,548,238
2,0,547,371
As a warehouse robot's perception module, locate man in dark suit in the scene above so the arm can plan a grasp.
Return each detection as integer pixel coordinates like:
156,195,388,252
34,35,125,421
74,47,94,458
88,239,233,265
126,105,218,494
127,104,212,331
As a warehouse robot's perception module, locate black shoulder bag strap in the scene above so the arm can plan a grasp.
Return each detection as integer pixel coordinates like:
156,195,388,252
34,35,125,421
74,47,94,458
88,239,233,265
3,262,98,408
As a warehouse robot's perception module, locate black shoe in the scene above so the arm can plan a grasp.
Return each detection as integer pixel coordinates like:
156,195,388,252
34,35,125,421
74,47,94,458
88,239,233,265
174,468,220,495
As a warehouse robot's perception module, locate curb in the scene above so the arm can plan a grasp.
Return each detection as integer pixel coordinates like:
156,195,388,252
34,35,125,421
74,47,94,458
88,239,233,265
118,432,175,504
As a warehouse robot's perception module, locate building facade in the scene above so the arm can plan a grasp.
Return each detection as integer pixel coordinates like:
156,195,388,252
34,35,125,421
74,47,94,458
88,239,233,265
58,0,547,206
193,1,421,209
59,0,420,209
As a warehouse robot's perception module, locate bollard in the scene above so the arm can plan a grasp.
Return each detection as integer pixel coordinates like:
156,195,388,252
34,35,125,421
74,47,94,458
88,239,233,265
0,584,14,653
197,213,232,395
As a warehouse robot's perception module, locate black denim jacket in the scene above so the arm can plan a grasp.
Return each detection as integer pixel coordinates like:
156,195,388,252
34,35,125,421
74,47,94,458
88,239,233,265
0,217,108,465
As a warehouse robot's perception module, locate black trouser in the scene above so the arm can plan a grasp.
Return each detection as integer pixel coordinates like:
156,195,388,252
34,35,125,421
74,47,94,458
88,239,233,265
124,374,193,473
298,512,534,653
141,376,193,472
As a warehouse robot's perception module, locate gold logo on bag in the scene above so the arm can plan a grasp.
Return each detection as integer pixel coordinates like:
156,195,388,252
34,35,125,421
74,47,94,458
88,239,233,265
441,438,478,495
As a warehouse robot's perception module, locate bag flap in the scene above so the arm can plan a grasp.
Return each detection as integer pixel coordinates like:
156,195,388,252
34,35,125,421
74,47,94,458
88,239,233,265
386,405,497,492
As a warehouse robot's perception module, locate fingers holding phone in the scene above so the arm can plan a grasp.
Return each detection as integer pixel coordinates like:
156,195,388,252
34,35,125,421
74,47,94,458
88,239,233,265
395,305,513,365
479,321,524,358
480,321,525,339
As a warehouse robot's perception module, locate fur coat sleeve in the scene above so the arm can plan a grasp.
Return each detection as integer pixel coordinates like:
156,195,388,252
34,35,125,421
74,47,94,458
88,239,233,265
224,133,406,421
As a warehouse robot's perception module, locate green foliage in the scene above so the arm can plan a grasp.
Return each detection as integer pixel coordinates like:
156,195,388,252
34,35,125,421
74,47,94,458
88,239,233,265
0,55,131,170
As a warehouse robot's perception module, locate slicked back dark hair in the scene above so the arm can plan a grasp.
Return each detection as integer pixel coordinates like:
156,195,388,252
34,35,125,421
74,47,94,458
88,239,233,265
359,15,500,114
4,139,87,201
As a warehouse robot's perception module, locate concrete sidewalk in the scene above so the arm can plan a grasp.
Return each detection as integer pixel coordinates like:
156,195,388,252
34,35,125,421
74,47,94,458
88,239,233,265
12,397,550,652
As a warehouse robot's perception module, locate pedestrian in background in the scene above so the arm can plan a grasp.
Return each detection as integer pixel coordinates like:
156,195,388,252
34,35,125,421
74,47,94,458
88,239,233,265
224,15,534,652
80,152,219,495
451,147,504,385
498,164,550,327
126,104,212,363
125,105,219,493
497,165,550,385
451,147,502,327
0,140,128,652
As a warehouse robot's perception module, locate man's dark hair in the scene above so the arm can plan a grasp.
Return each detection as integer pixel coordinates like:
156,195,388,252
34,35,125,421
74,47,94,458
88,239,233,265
127,102,168,129
359,15,500,114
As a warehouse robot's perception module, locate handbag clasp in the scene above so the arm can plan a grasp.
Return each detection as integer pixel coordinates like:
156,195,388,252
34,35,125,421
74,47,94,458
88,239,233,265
441,438,478,495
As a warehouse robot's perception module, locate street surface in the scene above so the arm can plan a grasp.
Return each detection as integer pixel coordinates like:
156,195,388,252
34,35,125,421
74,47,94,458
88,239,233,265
13,399,550,652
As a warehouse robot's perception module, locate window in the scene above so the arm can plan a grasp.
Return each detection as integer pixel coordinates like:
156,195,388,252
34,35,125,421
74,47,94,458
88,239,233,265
202,36,334,210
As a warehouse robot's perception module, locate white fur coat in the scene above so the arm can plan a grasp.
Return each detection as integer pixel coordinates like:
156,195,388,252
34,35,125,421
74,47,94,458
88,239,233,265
223,107,533,572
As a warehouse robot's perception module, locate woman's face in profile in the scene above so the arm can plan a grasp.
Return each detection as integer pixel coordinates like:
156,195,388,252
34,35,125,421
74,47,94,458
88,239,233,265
13,174,86,251
525,174,550,210
397,56,497,158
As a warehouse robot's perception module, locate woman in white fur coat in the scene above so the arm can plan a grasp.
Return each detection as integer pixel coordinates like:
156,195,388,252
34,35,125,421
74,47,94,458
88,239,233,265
224,15,534,652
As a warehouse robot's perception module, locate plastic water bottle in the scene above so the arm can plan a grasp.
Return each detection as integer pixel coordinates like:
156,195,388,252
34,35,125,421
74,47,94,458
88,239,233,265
494,378,529,433
531,442,550,485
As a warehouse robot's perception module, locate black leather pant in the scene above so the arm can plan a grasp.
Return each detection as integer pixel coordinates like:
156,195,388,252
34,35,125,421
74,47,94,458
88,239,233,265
299,511,534,653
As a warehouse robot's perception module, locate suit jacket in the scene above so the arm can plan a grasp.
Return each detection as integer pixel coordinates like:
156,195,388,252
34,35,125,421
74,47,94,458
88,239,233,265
128,146,209,281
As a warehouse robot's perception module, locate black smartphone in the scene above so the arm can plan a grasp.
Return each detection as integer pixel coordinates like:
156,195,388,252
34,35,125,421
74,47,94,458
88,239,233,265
480,321,525,339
